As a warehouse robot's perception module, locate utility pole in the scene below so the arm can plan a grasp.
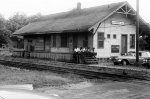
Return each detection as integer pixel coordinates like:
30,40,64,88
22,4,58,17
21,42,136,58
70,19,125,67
136,0,139,65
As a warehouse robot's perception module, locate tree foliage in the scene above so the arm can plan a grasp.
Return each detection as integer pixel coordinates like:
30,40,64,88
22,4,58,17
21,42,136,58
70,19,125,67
27,13,42,23
0,14,11,47
139,34,150,50
6,13,28,33
6,13,42,33
0,13,42,48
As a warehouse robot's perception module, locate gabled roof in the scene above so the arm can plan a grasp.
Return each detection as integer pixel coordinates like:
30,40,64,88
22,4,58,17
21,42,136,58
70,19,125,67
14,1,150,36
14,1,127,35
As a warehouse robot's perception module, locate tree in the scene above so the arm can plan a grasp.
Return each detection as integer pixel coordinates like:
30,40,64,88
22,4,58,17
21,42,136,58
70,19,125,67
0,14,11,47
27,13,42,23
6,13,42,33
0,15,5,29
6,13,28,33
139,36,147,50
5,13,43,48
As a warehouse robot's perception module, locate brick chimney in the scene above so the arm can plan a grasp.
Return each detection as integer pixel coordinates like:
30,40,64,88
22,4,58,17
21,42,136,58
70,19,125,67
77,2,81,10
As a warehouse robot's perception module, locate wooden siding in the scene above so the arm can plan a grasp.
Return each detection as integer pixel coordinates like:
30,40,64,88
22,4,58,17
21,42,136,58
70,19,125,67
93,13,136,58
22,32,93,61
24,32,93,53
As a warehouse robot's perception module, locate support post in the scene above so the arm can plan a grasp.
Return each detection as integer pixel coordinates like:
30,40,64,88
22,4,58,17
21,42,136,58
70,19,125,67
136,0,139,65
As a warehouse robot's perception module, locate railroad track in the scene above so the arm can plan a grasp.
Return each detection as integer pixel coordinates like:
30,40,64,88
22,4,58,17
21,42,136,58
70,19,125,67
0,59,143,82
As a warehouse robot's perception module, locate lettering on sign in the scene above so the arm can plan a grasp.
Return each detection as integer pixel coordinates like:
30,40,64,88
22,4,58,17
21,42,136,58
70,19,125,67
111,21,124,25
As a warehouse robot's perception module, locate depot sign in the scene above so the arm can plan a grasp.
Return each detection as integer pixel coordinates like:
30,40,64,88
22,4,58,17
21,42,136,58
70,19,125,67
111,21,125,25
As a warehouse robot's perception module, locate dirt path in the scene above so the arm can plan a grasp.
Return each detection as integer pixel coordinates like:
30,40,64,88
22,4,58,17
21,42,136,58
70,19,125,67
36,80,150,99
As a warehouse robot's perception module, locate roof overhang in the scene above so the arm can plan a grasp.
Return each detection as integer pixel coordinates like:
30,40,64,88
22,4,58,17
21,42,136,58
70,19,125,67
88,2,150,35
14,29,89,36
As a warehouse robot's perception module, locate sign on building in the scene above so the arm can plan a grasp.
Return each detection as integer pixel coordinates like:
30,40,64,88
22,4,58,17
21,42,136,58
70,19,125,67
111,45,120,53
111,21,125,25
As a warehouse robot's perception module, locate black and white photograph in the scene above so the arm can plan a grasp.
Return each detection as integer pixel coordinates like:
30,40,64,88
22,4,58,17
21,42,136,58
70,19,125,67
0,0,150,99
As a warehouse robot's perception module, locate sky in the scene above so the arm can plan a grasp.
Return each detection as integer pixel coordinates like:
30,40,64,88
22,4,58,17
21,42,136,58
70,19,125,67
0,0,150,22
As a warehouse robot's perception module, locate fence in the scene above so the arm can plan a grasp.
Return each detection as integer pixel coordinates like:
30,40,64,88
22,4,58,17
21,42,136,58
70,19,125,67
12,51,73,62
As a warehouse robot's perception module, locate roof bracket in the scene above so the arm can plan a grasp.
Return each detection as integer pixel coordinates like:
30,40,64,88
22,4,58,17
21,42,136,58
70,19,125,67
116,4,136,17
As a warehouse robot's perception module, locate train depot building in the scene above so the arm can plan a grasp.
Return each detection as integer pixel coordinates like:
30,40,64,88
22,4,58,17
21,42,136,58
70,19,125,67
14,1,150,61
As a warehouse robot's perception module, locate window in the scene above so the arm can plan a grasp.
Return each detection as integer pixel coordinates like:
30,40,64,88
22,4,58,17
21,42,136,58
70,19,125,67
53,35,56,47
107,34,110,39
61,34,68,47
130,34,135,48
34,38,44,51
113,34,116,39
97,32,104,48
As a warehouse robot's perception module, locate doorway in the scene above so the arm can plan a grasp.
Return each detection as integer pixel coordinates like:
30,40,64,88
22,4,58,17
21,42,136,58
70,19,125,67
121,35,127,54
73,34,78,49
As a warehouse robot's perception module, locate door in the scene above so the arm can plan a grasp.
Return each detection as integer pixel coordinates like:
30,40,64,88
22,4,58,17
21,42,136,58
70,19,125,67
83,34,88,48
73,34,78,49
121,35,127,54
44,35,51,51
27,39,33,52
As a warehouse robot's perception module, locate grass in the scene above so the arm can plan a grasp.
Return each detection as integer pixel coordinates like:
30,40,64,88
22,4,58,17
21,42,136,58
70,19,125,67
0,64,87,89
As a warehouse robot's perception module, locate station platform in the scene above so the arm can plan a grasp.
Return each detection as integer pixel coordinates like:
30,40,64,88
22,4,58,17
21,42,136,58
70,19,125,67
0,56,150,80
